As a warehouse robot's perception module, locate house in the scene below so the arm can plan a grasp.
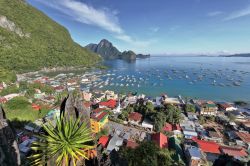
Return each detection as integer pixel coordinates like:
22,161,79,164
217,102,237,111
54,85,65,93
153,97,162,107
151,132,168,148
196,100,218,116
128,112,142,125
99,99,117,109
141,119,154,131
105,90,118,100
220,146,248,158
164,97,181,105
192,137,220,162
180,120,198,139
106,135,123,153
185,146,203,166
235,132,250,149
93,93,105,103
241,121,250,132
227,111,246,121
163,123,173,132
206,129,223,143
112,100,121,114
31,103,41,111
82,91,92,101
98,135,109,148
90,108,109,133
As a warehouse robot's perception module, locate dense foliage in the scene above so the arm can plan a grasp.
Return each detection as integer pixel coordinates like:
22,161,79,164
0,67,17,83
118,141,175,166
0,0,101,81
31,116,94,166
185,104,196,112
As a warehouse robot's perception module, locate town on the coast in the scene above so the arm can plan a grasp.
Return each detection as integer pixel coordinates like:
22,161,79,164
0,70,250,166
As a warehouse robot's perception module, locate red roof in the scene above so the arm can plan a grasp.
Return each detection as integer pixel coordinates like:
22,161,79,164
128,112,142,122
0,97,7,103
163,123,173,132
92,108,106,114
98,135,109,148
235,132,250,143
99,99,117,109
220,146,248,157
32,103,41,111
126,140,139,149
192,137,220,154
173,124,181,131
151,132,168,148
91,109,108,122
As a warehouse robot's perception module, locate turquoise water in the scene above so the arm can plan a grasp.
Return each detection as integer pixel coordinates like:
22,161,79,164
99,56,250,102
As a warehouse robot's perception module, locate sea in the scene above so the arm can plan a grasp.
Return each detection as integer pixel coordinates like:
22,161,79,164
97,56,250,102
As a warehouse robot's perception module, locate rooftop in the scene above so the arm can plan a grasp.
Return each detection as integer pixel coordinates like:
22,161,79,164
128,112,143,122
98,135,109,148
192,137,220,154
151,132,168,148
99,99,117,109
220,146,248,157
235,132,250,143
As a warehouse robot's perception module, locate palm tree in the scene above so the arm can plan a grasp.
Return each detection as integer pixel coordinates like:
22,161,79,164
30,116,94,166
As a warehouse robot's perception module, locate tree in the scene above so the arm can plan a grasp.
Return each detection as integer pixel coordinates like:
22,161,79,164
185,104,196,113
118,141,174,166
30,116,94,166
165,104,181,124
198,116,206,124
152,112,166,132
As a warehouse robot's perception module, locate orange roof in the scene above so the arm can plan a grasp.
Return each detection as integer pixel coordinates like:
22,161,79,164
235,132,250,143
192,137,220,154
163,123,173,132
220,146,248,157
151,132,168,148
128,112,142,122
98,135,109,148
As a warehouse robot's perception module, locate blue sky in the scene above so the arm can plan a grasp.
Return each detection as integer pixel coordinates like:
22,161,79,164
28,0,250,55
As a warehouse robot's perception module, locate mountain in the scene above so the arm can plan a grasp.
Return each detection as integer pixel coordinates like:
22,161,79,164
86,39,121,59
85,39,150,60
0,0,101,78
220,53,250,57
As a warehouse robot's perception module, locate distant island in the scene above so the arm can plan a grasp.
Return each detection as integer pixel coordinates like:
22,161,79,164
220,53,250,57
85,39,150,61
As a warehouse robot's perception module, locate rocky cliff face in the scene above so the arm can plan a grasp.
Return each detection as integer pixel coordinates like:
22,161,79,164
86,39,121,59
0,106,21,166
85,39,150,61
0,15,30,38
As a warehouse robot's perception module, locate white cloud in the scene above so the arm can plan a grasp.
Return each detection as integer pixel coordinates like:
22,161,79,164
207,11,223,17
224,6,250,21
32,0,153,48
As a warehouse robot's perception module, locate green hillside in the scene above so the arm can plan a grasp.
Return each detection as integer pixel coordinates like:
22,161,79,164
0,0,101,79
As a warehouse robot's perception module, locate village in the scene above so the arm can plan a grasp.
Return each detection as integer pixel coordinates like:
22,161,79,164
0,71,250,166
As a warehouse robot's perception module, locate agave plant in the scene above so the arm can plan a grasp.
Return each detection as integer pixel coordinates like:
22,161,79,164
30,116,94,166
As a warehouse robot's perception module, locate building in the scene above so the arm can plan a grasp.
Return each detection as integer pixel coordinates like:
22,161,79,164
128,112,142,125
151,132,168,148
99,99,117,109
106,135,123,153
105,90,118,100
217,103,237,111
90,108,109,133
185,146,203,166
235,132,250,150
163,123,173,132
98,135,109,148
196,100,218,116
192,137,221,162
164,97,181,105
220,146,248,158
141,119,154,131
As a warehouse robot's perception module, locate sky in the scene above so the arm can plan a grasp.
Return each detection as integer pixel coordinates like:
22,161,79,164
27,0,250,55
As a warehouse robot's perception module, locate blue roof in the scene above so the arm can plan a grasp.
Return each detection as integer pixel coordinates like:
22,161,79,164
188,147,202,159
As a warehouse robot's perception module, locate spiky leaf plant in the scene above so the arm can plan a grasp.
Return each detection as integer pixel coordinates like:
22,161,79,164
30,116,94,166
